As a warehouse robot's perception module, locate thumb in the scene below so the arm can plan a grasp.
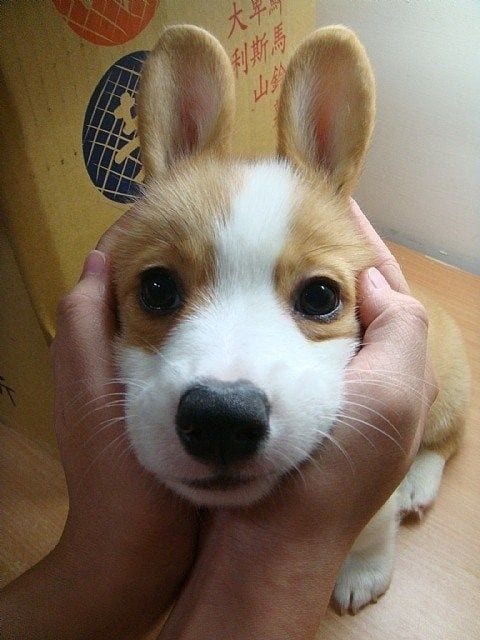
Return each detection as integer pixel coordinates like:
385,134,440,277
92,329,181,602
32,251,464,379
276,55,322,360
52,249,117,395
357,267,429,362
78,249,107,283
55,250,115,346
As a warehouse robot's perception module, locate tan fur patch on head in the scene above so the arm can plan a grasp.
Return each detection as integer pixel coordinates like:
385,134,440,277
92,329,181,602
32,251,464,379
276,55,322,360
110,156,239,351
276,171,374,341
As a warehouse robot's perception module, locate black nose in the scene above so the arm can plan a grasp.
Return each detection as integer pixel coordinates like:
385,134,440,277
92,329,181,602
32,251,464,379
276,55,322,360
175,379,270,466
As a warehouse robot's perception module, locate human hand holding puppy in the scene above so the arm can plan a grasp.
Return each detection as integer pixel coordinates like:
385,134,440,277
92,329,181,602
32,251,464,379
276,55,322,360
0,201,435,640
0,24,442,640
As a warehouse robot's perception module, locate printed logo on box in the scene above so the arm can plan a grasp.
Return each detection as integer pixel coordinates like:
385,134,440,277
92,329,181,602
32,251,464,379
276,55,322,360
82,51,146,203
52,0,158,46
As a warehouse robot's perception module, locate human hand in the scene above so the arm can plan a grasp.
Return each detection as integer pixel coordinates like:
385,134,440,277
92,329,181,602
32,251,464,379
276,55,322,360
158,200,438,640
0,238,198,640
52,244,199,636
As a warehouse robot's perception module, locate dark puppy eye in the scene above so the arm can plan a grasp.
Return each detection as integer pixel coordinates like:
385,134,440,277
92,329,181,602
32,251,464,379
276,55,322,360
295,277,341,319
140,268,182,314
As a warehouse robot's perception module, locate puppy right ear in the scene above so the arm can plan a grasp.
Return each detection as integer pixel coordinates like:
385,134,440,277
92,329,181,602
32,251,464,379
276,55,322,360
277,26,375,196
138,25,235,176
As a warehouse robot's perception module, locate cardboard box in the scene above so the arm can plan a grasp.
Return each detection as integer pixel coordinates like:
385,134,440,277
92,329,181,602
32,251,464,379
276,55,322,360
0,0,313,446
0,224,55,449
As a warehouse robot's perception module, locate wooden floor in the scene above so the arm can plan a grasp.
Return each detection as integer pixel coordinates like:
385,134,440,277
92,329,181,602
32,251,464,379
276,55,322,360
1,243,479,639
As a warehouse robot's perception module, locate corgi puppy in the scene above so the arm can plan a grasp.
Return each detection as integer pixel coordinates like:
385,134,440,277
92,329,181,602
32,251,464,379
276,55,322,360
110,25,469,613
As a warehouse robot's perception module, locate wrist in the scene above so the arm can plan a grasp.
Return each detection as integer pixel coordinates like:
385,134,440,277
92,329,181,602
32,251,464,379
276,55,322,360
0,546,99,640
160,512,355,640
0,523,192,640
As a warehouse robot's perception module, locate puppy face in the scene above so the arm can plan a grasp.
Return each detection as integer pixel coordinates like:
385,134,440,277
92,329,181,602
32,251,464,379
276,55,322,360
111,25,375,506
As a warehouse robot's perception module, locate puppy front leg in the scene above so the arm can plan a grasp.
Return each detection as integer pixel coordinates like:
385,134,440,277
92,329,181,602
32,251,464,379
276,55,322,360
332,494,397,614
396,448,446,519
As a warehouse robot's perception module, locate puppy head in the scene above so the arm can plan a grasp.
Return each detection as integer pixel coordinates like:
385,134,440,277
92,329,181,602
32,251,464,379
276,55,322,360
110,25,375,506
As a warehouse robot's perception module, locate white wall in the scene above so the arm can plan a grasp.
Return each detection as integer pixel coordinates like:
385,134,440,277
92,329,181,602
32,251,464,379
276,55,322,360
316,1,480,274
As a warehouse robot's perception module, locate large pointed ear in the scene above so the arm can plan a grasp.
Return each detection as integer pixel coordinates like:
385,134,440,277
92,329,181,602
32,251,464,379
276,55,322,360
138,25,235,176
277,26,375,195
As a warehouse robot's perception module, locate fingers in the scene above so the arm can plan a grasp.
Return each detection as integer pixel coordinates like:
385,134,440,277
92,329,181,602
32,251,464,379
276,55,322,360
78,249,107,282
355,267,429,386
350,198,410,294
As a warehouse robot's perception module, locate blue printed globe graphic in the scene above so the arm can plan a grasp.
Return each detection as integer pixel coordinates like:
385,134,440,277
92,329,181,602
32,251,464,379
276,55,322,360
82,51,147,203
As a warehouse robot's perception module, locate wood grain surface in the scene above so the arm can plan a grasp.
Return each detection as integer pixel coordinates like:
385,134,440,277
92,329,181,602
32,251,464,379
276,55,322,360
1,242,479,639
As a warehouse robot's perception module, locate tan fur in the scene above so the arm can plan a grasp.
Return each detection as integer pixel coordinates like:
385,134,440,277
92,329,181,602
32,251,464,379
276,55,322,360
138,25,235,176
276,174,373,342
112,158,371,352
416,289,470,460
111,156,239,351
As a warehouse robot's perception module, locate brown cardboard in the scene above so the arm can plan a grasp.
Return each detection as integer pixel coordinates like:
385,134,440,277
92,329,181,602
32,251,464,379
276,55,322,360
0,0,314,341
0,224,55,450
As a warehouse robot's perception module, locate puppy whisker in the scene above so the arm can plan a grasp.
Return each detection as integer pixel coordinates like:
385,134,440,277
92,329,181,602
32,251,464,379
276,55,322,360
340,401,401,436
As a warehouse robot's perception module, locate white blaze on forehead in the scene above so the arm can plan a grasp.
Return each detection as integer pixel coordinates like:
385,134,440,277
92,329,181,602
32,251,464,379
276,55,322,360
170,159,301,383
214,160,297,287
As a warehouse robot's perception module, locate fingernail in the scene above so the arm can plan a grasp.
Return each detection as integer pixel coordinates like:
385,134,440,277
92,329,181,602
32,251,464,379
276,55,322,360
367,267,389,289
81,250,106,278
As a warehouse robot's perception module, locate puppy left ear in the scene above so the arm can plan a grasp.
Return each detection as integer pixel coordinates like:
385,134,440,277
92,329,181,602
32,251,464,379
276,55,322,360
277,26,375,195
138,25,235,176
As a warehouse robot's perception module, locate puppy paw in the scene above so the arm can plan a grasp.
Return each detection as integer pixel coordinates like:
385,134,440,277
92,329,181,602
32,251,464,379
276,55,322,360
397,450,445,520
332,548,393,615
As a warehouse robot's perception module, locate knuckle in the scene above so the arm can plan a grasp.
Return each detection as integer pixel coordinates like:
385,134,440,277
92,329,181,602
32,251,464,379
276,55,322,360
56,293,74,323
56,290,98,326
375,256,409,294
375,294,429,337
376,256,401,273
56,292,79,323
399,298,429,330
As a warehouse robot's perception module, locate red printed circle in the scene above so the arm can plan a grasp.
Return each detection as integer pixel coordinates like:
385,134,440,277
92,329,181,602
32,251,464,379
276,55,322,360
52,0,158,46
